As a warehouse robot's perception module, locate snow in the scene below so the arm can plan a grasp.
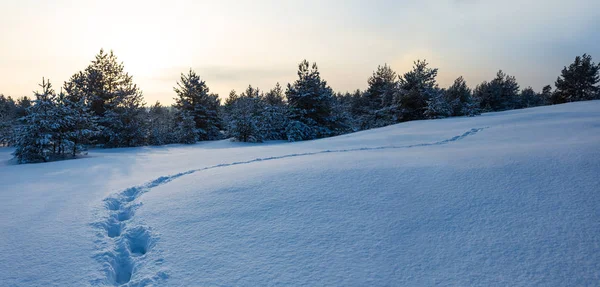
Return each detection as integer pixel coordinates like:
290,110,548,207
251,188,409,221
1,101,599,286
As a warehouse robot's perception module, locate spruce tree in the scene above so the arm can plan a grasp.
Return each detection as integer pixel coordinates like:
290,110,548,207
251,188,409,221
554,54,600,103
174,69,221,141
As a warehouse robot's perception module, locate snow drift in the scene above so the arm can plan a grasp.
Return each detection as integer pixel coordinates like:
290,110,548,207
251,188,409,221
0,101,599,286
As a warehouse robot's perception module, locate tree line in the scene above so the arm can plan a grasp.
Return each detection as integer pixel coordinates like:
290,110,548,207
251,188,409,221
1,50,598,163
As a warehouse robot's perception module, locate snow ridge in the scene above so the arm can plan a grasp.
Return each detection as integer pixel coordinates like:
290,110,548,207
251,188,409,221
91,127,485,286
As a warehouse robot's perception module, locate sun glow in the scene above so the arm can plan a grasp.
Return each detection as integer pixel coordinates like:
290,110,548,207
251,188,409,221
1,0,598,104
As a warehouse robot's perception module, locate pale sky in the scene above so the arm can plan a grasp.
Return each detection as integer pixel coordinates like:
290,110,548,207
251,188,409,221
1,0,599,104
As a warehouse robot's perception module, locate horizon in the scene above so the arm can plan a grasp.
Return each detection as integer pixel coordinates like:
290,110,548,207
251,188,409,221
1,0,599,104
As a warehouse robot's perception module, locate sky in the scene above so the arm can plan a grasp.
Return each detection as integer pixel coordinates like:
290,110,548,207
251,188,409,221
1,0,599,104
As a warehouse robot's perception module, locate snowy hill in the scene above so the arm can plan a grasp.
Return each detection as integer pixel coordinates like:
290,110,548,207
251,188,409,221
1,101,599,286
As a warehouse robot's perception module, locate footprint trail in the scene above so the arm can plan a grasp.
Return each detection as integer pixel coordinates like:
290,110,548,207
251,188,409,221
91,127,486,285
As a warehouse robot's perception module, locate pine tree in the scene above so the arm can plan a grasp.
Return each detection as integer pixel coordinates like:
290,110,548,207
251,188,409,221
396,60,439,121
330,93,353,134
446,76,476,116
346,89,369,130
62,72,99,154
0,95,17,146
14,78,97,163
2,96,33,147
148,102,175,146
473,81,491,111
174,69,221,141
69,98,97,156
0,95,17,120
424,88,452,119
225,85,267,142
0,119,11,146
285,120,315,142
554,54,600,103
85,50,141,117
175,110,198,144
101,88,147,147
15,96,32,119
540,85,553,105
474,70,520,112
13,79,58,163
223,90,239,110
366,64,398,109
519,87,542,108
262,83,289,140
51,92,73,156
358,64,398,129
65,49,146,147
285,60,336,140
263,82,285,106
461,96,481,117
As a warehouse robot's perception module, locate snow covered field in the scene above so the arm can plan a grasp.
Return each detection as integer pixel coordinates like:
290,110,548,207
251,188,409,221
1,101,599,286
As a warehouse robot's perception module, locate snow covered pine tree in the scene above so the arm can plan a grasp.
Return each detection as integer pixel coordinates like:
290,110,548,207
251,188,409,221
14,79,59,163
174,69,221,141
285,60,337,141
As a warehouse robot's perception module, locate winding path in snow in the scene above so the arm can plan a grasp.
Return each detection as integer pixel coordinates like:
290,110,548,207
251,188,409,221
91,127,486,286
